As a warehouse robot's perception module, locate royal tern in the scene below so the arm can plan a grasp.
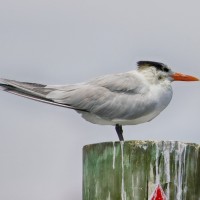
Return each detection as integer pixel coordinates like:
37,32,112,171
0,61,199,141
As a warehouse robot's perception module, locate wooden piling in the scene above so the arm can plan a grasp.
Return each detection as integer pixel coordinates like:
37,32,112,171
83,141,200,200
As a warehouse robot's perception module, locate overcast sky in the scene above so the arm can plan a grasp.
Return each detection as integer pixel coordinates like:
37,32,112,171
0,0,200,199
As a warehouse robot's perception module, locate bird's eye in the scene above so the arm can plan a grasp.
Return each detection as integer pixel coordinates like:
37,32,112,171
158,76,162,80
163,67,169,72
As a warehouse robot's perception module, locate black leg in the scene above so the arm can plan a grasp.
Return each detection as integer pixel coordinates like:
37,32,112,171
115,124,124,141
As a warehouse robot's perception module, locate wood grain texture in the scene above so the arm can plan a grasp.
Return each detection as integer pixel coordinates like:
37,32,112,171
83,141,200,200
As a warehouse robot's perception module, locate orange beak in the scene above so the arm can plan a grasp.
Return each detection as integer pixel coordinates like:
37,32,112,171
172,73,200,81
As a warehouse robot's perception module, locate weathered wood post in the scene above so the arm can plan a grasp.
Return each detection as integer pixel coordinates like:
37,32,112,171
83,141,200,200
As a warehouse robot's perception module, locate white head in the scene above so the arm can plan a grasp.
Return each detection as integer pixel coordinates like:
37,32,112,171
137,61,199,85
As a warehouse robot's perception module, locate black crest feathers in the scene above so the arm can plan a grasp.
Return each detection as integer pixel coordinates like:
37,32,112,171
137,61,170,72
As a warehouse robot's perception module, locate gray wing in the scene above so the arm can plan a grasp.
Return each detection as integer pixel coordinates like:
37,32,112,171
0,78,86,111
0,72,153,120
87,72,141,93
46,72,153,120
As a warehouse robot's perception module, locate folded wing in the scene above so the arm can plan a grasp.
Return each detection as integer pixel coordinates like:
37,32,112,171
0,72,153,120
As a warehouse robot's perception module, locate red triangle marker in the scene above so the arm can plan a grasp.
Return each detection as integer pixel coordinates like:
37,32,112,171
150,184,167,200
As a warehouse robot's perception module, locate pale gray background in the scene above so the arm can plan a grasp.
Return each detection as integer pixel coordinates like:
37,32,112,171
0,0,200,199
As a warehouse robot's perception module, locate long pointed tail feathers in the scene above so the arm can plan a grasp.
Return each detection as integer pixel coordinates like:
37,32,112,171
0,78,82,111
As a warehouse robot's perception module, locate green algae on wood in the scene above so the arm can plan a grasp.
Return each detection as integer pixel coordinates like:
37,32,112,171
83,141,200,200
